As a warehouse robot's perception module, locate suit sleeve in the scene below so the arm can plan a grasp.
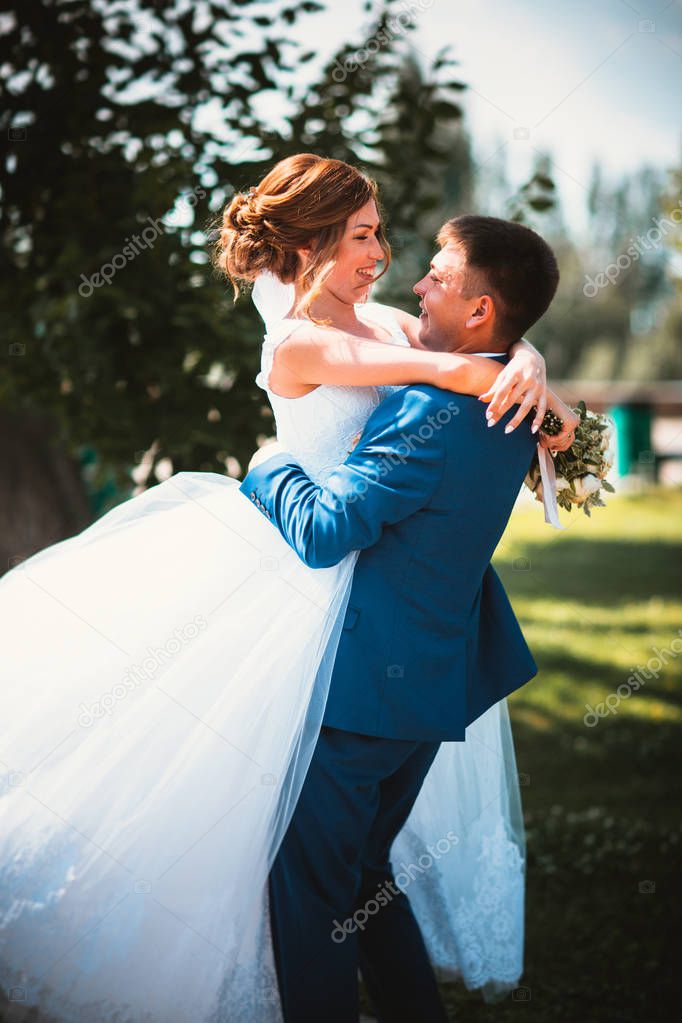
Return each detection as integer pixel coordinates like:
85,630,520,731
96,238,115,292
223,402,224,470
239,387,451,568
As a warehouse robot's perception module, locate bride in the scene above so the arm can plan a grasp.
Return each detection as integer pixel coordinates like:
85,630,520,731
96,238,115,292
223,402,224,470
0,153,573,1022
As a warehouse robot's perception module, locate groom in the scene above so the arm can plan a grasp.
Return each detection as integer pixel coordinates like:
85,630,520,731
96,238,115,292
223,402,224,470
241,215,560,1022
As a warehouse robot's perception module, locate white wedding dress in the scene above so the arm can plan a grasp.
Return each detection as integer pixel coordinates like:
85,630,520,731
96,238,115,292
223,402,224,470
0,275,525,1022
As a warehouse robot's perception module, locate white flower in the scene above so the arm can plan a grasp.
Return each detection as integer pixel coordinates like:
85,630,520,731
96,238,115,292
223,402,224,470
600,427,614,451
572,474,601,502
555,476,571,492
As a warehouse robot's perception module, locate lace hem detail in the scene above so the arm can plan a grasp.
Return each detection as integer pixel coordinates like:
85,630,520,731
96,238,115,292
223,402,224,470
395,817,524,996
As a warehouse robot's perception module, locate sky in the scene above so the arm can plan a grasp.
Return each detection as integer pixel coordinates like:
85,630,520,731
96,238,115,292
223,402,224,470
276,0,682,232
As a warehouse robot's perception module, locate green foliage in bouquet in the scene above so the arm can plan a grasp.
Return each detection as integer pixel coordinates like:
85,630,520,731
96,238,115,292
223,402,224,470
526,402,615,517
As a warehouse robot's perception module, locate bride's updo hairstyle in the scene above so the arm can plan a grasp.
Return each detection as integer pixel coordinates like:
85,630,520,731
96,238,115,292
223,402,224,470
214,153,390,318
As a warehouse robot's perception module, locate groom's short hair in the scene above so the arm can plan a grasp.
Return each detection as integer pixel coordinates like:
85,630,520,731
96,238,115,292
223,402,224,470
437,215,559,344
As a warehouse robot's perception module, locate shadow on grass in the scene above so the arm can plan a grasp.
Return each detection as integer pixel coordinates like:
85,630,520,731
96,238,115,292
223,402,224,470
516,647,682,712
525,620,656,636
495,538,682,607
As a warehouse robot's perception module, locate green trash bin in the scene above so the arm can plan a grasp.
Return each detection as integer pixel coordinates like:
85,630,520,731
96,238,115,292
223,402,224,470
609,403,653,478
78,446,132,519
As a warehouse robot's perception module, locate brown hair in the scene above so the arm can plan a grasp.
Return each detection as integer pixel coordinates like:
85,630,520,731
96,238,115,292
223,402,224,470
213,153,390,318
437,215,559,344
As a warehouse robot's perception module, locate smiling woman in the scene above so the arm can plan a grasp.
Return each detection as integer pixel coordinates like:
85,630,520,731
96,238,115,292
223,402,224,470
215,152,391,320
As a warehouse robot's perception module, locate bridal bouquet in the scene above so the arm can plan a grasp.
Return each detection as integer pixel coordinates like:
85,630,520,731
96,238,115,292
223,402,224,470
525,401,616,516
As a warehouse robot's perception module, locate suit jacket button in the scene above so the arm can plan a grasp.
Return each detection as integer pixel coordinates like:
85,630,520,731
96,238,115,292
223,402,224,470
249,491,256,499
386,664,404,678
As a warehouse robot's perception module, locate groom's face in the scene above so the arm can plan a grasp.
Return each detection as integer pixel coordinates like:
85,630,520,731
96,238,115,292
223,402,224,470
413,244,479,352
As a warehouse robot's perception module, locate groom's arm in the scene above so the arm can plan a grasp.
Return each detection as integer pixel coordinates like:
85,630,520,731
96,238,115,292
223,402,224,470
240,386,453,569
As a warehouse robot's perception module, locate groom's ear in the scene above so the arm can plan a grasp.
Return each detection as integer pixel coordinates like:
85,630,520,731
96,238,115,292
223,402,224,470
465,294,495,330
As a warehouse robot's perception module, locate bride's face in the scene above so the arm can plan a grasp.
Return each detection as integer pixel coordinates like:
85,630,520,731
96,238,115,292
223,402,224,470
323,199,386,305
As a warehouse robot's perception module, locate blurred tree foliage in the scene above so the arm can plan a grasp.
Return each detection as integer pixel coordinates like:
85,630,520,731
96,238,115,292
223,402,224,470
1,0,679,515
1,0,328,492
0,0,471,497
514,158,681,380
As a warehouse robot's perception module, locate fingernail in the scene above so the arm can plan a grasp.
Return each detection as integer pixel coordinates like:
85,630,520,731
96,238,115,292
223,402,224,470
488,419,496,428
486,409,493,419
531,424,539,434
505,424,514,434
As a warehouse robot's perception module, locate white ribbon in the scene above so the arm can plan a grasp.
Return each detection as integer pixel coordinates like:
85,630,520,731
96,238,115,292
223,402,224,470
537,443,564,529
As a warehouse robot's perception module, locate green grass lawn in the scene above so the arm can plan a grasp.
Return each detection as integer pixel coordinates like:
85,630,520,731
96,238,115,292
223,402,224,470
436,487,682,1022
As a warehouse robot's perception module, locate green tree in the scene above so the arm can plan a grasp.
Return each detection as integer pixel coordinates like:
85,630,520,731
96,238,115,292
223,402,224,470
0,0,329,496
1,0,467,508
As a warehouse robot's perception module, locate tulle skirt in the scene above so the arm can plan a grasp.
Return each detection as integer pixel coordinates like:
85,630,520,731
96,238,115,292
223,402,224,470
0,471,524,1021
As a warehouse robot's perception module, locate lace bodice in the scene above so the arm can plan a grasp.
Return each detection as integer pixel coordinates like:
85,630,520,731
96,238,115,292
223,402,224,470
255,302,410,483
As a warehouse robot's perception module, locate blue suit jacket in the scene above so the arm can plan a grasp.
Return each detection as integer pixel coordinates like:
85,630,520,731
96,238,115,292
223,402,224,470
240,375,538,741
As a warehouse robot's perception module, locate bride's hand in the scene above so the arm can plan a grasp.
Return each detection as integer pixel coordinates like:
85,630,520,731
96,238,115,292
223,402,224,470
538,398,580,453
478,339,547,433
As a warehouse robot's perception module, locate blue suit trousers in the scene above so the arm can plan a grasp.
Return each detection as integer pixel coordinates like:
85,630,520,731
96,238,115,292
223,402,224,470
268,726,449,1022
